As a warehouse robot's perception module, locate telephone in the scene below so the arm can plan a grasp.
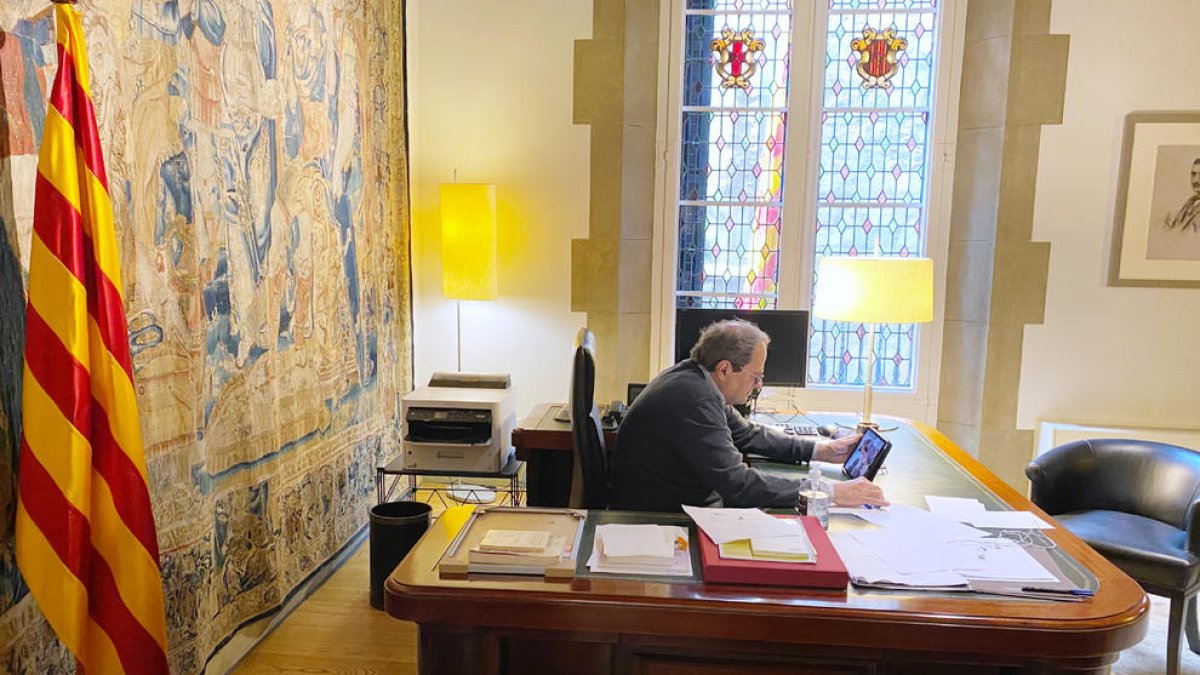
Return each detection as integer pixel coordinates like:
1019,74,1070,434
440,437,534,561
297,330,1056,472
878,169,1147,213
555,400,627,426
601,400,627,425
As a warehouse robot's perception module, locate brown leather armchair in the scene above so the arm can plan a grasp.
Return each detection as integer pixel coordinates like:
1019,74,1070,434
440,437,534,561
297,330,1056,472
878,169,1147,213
1026,438,1200,675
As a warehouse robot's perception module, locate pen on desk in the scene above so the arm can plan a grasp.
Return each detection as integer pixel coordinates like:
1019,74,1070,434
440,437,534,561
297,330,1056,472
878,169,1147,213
1020,587,1095,597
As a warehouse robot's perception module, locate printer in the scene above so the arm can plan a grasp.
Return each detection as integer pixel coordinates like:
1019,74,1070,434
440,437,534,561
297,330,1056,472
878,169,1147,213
401,373,515,472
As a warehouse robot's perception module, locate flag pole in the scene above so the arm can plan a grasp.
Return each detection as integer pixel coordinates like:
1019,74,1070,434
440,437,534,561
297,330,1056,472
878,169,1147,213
33,0,72,22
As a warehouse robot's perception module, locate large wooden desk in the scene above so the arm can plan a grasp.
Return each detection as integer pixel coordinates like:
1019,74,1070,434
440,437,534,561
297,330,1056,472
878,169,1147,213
388,417,1148,675
512,402,616,507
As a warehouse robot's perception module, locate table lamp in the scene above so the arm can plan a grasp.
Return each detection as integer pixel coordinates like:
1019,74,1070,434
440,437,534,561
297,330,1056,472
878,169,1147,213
812,256,933,430
440,183,498,372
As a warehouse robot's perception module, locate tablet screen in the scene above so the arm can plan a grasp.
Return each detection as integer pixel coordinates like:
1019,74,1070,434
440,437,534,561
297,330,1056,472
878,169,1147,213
843,430,889,480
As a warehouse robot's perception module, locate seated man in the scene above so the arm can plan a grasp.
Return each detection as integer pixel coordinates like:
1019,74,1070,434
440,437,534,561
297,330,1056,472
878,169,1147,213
609,319,889,512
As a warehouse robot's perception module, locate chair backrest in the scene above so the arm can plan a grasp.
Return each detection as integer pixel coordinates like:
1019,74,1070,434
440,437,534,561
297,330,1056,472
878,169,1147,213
568,328,609,509
1026,438,1200,528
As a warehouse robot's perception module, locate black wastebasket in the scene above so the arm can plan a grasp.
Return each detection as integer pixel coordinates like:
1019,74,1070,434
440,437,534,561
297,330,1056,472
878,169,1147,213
369,501,432,610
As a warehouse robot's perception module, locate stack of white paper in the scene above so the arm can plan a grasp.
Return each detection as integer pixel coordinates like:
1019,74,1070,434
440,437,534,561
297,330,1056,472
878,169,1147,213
749,528,813,561
587,524,693,576
597,524,675,566
713,519,816,563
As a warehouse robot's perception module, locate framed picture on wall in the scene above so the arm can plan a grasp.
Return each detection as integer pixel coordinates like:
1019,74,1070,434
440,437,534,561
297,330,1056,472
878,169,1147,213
1109,112,1200,287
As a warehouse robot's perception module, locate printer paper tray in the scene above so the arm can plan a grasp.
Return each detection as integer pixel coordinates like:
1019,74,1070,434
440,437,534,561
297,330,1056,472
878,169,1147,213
403,443,511,473
404,436,493,447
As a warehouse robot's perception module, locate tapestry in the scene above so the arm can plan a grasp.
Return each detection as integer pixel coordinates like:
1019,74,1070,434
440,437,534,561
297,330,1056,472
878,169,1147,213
0,0,411,672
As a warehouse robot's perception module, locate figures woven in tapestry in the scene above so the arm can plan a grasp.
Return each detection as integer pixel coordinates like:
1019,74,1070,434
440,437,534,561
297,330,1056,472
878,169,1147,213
0,0,412,672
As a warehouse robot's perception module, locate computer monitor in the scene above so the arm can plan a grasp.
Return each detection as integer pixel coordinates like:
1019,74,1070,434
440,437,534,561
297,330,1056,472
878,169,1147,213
673,308,809,387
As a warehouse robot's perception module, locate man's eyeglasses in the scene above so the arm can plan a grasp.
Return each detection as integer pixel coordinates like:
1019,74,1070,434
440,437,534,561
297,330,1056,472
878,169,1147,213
747,370,765,386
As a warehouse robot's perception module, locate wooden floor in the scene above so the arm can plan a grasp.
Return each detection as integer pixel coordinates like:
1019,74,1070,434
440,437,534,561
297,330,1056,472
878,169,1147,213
231,546,417,675
230,477,516,675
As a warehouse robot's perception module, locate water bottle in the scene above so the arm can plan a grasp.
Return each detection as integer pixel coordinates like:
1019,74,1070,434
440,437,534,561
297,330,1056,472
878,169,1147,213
797,468,831,530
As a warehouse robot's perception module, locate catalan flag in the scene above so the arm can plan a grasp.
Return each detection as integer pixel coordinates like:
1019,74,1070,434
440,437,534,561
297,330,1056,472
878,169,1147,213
15,4,169,674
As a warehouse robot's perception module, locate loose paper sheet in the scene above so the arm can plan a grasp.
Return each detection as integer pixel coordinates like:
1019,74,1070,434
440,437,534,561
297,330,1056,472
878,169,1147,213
830,532,969,587
924,496,986,520
850,503,991,541
682,505,795,544
923,496,1054,530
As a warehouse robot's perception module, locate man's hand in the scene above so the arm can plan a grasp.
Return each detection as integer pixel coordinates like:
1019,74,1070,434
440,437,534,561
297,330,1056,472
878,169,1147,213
811,433,860,463
831,477,889,508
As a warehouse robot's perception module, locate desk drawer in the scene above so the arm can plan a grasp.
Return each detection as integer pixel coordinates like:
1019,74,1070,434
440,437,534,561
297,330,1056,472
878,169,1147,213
628,653,876,675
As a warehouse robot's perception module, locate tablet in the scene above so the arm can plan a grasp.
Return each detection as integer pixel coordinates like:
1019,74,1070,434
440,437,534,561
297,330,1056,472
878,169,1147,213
842,428,892,481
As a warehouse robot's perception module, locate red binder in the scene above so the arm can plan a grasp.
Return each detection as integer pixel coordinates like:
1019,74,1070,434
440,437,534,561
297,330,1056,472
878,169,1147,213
698,515,849,589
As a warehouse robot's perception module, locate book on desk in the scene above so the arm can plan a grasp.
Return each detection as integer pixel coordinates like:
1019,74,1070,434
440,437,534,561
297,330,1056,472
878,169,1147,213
439,507,585,577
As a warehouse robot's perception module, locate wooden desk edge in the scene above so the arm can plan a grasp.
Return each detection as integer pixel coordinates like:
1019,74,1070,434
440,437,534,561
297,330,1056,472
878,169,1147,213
907,416,1149,626
512,402,616,453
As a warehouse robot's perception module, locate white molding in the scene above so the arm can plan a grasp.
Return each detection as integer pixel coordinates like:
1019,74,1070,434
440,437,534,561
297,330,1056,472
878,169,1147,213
1035,419,1200,457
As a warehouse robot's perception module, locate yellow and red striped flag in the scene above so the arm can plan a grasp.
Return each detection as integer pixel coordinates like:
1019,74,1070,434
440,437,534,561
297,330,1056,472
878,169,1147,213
15,4,169,674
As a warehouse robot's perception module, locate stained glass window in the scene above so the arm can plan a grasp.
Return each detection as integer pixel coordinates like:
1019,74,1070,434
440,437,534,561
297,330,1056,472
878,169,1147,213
672,0,940,389
676,1,792,310
808,2,938,389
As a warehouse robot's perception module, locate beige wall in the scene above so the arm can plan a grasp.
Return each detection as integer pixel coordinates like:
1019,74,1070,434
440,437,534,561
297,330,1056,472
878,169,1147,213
1018,0,1200,435
409,0,1200,466
937,0,1065,489
407,1,591,415
570,0,660,405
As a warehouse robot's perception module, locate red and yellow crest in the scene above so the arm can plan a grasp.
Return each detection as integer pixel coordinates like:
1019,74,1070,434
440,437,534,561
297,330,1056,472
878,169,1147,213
710,28,765,91
850,27,907,90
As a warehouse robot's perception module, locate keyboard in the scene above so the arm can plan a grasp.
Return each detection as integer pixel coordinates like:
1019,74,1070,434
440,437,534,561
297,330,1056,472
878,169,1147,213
783,423,820,436
553,405,621,429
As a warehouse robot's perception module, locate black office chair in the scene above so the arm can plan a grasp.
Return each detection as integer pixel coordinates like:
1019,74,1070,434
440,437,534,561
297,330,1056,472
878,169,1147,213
568,328,609,509
1025,439,1200,675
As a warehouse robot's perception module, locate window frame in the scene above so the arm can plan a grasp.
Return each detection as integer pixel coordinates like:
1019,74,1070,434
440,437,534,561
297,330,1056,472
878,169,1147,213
650,0,966,423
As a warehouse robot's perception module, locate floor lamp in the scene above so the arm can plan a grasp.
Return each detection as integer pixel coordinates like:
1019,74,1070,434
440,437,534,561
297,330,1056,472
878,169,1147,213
440,183,497,373
812,256,933,431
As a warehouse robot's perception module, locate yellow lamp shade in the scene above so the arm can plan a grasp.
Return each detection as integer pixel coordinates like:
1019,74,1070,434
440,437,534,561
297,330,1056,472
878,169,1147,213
812,256,934,324
440,183,498,300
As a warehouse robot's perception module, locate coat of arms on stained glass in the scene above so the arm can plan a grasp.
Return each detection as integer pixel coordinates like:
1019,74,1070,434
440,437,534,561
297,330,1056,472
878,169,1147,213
710,28,765,91
850,27,907,90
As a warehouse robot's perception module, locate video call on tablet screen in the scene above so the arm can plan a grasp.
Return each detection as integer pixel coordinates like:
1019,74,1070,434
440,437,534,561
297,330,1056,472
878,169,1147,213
843,430,888,480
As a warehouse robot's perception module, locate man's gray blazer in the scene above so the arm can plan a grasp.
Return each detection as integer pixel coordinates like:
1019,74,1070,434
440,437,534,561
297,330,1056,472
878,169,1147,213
609,359,818,512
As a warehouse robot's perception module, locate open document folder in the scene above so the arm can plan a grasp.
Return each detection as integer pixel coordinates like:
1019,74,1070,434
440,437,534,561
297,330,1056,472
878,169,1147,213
682,504,818,563
680,506,847,588
697,515,849,588
828,504,1091,600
